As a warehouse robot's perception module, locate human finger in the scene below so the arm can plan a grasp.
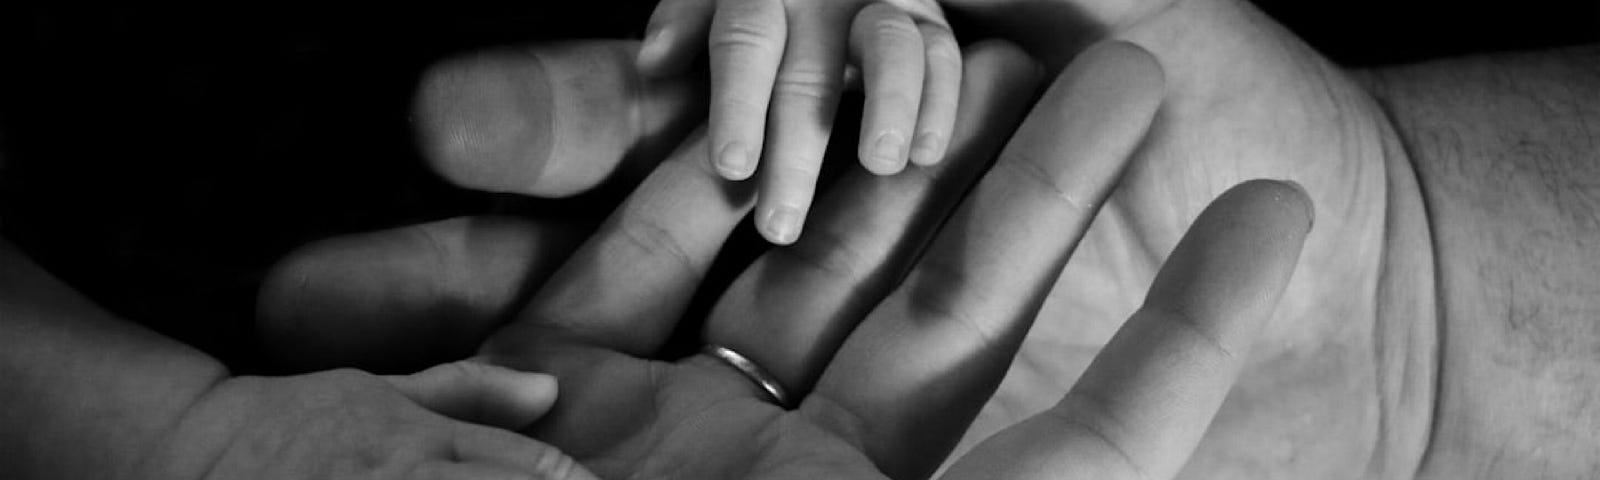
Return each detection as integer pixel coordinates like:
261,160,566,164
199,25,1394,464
851,2,925,175
447,426,601,480
938,180,1313,480
753,2,856,244
384,360,559,431
801,41,1165,479
637,0,716,77
485,130,755,358
257,216,584,372
707,0,786,180
908,22,961,166
702,41,1043,397
416,40,703,197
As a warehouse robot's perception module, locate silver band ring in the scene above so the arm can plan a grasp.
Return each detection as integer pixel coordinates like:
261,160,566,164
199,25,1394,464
703,344,793,409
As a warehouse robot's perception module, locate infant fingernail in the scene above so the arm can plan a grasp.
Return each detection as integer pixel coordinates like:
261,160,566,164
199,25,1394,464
763,207,803,245
911,132,942,165
716,142,752,179
869,131,906,174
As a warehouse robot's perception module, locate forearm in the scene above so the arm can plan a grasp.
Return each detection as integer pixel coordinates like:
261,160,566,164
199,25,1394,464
0,240,229,479
1365,45,1600,478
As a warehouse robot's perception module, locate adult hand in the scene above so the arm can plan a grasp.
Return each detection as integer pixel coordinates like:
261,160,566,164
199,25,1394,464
938,0,1429,476
473,40,1307,480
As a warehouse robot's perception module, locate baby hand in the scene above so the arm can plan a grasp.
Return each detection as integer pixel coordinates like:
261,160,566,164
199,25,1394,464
637,0,960,244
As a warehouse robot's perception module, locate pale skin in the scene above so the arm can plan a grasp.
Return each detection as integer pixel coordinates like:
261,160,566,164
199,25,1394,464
4,0,1598,478
292,37,1317,480
417,0,965,245
280,0,1600,478
638,0,962,245
0,38,1318,479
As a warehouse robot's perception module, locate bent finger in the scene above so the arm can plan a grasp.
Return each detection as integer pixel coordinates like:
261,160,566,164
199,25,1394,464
938,180,1313,480
702,40,1042,398
707,0,787,180
754,2,856,244
908,22,962,166
851,3,925,175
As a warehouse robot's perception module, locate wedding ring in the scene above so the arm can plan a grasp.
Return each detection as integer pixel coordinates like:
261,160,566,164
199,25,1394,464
702,344,793,409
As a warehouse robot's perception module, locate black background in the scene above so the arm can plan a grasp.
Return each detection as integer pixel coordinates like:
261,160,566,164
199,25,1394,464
1,2,1595,371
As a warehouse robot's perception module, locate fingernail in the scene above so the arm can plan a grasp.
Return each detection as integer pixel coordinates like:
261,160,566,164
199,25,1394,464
869,131,906,173
763,207,803,245
910,132,942,165
716,142,752,179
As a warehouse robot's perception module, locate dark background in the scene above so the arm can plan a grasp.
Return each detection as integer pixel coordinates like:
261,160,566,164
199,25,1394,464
1,2,1595,372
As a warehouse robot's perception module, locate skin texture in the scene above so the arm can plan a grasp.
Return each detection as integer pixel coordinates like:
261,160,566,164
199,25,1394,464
941,0,1406,477
259,4,1599,477
943,0,1600,478
262,39,1310,480
10,0,1578,478
0,239,593,480
639,0,961,245
1363,46,1600,478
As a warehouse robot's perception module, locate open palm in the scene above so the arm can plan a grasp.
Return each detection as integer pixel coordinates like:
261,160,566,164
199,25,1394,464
469,38,1313,480
945,0,1425,477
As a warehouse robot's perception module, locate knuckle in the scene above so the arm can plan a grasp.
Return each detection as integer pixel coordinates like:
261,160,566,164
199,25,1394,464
921,30,961,66
993,152,1092,215
773,66,840,102
870,17,922,45
712,94,763,116
902,267,1001,347
615,219,696,273
782,228,871,281
1045,395,1153,480
871,90,921,111
528,445,586,480
710,22,780,55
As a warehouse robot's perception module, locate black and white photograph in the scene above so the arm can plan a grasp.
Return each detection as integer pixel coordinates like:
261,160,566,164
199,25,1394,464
2,1,1598,478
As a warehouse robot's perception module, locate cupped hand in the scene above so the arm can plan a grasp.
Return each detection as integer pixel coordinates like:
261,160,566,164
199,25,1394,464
940,0,1429,476
146,361,594,480
638,0,963,244
269,39,1312,480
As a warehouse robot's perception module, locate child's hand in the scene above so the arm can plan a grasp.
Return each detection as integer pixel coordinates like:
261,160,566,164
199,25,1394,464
150,362,595,480
637,0,960,244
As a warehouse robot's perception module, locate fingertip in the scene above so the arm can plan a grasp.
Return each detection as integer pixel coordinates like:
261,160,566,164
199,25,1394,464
470,362,561,426
861,130,910,175
758,205,805,245
636,27,674,75
1227,179,1316,236
1280,179,1316,231
907,131,944,166
1077,41,1166,112
713,141,755,180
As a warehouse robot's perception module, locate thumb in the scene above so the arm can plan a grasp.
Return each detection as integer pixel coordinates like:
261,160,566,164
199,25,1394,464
413,40,704,198
385,360,559,431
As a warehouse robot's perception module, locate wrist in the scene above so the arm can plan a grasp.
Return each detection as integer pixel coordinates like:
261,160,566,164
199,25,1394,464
0,242,231,480
1361,45,1600,477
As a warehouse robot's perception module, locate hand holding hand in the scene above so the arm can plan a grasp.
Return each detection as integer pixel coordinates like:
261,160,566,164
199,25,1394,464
149,361,593,480
638,0,963,244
